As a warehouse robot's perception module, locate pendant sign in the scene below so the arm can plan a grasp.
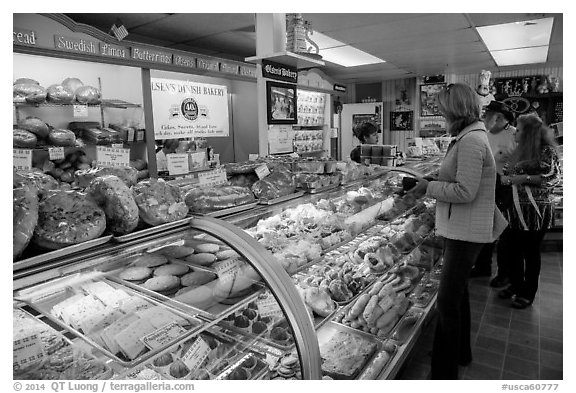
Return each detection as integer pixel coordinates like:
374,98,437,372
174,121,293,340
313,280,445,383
197,168,227,187
141,322,187,350
181,337,211,371
13,149,32,170
333,84,347,93
262,60,298,83
48,147,65,161
167,153,190,176
73,104,89,118
96,146,130,167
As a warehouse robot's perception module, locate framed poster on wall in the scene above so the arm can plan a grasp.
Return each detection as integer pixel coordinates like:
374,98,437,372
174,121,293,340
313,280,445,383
420,83,446,117
266,81,297,125
390,111,414,131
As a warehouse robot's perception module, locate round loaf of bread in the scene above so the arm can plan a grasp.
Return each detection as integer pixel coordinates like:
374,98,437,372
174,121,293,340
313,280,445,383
13,129,37,148
48,128,76,147
130,253,168,268
154,264,189,277
86,175,139,235
142,275,181,294
18,117,49,139
185,253,217,266
194,243,220,254
132,179,189,226
32,190,107,250
158,245,195,259
119,267,152,282
181,271,217,287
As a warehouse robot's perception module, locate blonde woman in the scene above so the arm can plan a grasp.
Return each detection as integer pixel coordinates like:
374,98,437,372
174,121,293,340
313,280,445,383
409,83,507,379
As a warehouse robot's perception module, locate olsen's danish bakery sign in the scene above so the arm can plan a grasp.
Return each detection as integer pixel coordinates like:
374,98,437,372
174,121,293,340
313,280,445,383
151,78,229,139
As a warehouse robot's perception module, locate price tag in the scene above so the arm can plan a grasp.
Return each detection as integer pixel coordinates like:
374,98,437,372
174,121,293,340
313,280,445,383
181,337,211,371
48,147,65,161
127,128,135,142
190,151,207,169
288,152,300,158
73,104,89,118
141,322,187,350
197,168,227,187
167,153,190,176
214,259,239,281
13,149,32,170
96,146,130,167
248,154,259,161
13,334,44,372
255,164,270,180
256,297,283,318
111,143,124,149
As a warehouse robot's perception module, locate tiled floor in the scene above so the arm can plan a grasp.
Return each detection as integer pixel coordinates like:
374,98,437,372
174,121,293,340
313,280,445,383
397,248,563,380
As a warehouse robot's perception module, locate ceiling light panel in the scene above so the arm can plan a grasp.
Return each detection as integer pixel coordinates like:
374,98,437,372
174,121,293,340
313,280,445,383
477,17,554,51
320,45,385,67
490,46,549,66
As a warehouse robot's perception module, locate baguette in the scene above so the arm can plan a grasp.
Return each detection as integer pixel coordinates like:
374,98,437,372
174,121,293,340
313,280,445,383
348,293,371,320
362,295,379,323
359,351,391,379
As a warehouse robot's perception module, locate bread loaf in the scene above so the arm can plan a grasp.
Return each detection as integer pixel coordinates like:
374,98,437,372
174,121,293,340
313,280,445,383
13,83,46,103
33,190,107,249
13,184,39,260
74,166,138,188
14,171,59,198
86,175,139,235
132,179,189,226
61,77,84,94
19,117,49,139
75,85,101,104
48,129,76,147
251,167,296,200
13,129,37,148
46,84,74,104
184,185,255,213
14,78,39,86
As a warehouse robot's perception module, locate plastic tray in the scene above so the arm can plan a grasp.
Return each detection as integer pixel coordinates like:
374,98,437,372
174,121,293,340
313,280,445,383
299,183,340,194
257,191,305,205
193,202,259,218
388,309,423,344
13,235,113,272
21,275,203,368
112,218,194,243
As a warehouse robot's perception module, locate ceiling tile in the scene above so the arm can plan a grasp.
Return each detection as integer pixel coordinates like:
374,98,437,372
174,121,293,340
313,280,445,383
466,13,554,27
304,13,430,33
66,13,172,30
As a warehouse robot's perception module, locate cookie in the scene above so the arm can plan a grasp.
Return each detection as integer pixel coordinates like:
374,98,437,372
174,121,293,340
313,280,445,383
130,254,168,268
277,366,295,377
119,267,152,282
194,243,220,254
154,264,189,277
185,253,217,266
142,275,181,293
280,355,299,368
181,271,217,287
174,286,198,297
215,249,239,261
157,246,195,259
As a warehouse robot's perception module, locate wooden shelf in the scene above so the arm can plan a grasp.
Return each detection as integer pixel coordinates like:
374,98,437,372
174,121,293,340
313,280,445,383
245,51,325,69
13,99,141,109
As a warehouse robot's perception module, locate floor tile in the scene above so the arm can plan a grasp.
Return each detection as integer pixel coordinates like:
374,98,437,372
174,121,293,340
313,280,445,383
462,363,501,380
503,356,540,379
477,324,509,342
509,320,539,336
540,316,563,329
484,313,511,328
540,325,563,341
475,335,507,354
506,343,539,363
540,350,563,369
540,337,563,354
485,305,513,318
501,371,531,380
471,310,483,322
540,366,563,380
472,347,505,369
508,330,539,348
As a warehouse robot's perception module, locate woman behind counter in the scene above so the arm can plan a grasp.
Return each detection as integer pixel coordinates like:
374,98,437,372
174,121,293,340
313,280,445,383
350,122,379,163
409,83,507,379
498,113,561,309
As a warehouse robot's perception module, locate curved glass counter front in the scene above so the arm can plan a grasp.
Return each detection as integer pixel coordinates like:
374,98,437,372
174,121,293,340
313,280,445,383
13,216,321,380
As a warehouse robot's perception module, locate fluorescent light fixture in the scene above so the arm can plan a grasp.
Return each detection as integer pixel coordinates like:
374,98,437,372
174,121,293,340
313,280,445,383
307,30,385,67
490,46,549,66
476,17,554,66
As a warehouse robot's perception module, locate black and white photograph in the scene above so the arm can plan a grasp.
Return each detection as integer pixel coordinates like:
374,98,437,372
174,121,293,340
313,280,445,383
266,81,298,124
390,111,414,131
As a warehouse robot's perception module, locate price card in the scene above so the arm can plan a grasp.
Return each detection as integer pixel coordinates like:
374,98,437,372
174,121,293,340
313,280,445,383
256,296,284,318
214,259,239,281
48,147,65,161
264,347,284,368
248,154,259,161
190,151,207,170
141,322,187,350
111,143,124,149
181,337,211,371
13,149,32,170
255,164,270,180
13,334,44,372
167,153,190,176
127,128,135,142
96,146,130,167
288,152,300,158
197,168,227,187
73,104,89,118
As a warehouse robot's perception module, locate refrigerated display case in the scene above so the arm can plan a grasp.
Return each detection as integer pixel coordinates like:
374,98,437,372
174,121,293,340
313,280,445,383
13,166,444,380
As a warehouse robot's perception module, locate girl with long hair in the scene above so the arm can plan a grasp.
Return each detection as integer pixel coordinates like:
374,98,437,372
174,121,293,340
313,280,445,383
498,113,561,309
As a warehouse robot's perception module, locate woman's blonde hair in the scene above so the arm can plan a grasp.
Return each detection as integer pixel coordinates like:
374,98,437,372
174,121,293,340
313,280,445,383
510,113,557,169
436,83,482,136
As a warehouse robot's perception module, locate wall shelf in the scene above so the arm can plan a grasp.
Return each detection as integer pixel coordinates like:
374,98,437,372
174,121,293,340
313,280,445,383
245,51,325,69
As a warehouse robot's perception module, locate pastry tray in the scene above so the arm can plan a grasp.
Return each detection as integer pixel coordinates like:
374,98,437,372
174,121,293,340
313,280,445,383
13,235,113,272
112,218,194,243
408,274,439,308
388,309,424,344
192,202,259,218
19,275,204,368
316,321,384,380
299,182,340,194
257,191,306,205
215,352,269,380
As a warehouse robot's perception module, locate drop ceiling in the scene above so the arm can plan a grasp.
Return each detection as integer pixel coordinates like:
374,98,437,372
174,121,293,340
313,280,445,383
64,13,563,84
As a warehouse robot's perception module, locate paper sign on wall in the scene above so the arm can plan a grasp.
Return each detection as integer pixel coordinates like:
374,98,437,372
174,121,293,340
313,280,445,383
48,147,65,161
13,149,32,170
96,146,130,167
150,78,229,139
268,125,295,154
167,153,190,175
197,168,227,187
248,154,259,161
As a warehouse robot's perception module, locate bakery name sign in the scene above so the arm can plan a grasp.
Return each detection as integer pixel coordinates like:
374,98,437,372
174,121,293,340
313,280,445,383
262,60,298,83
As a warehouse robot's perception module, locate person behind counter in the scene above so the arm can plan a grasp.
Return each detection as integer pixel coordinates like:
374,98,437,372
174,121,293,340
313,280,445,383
471,100,517,287
408,83,507,379
350,122,379,163
498,113,561,309
156,139,181,172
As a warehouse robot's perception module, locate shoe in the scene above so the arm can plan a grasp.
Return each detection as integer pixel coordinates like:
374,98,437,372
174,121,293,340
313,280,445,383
490,276,510,288
511,297,532,309
470,269,491,278
498,288,515,299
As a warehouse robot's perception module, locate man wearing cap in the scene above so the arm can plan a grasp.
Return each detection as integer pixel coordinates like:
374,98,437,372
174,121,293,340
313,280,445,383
470,101,516,287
